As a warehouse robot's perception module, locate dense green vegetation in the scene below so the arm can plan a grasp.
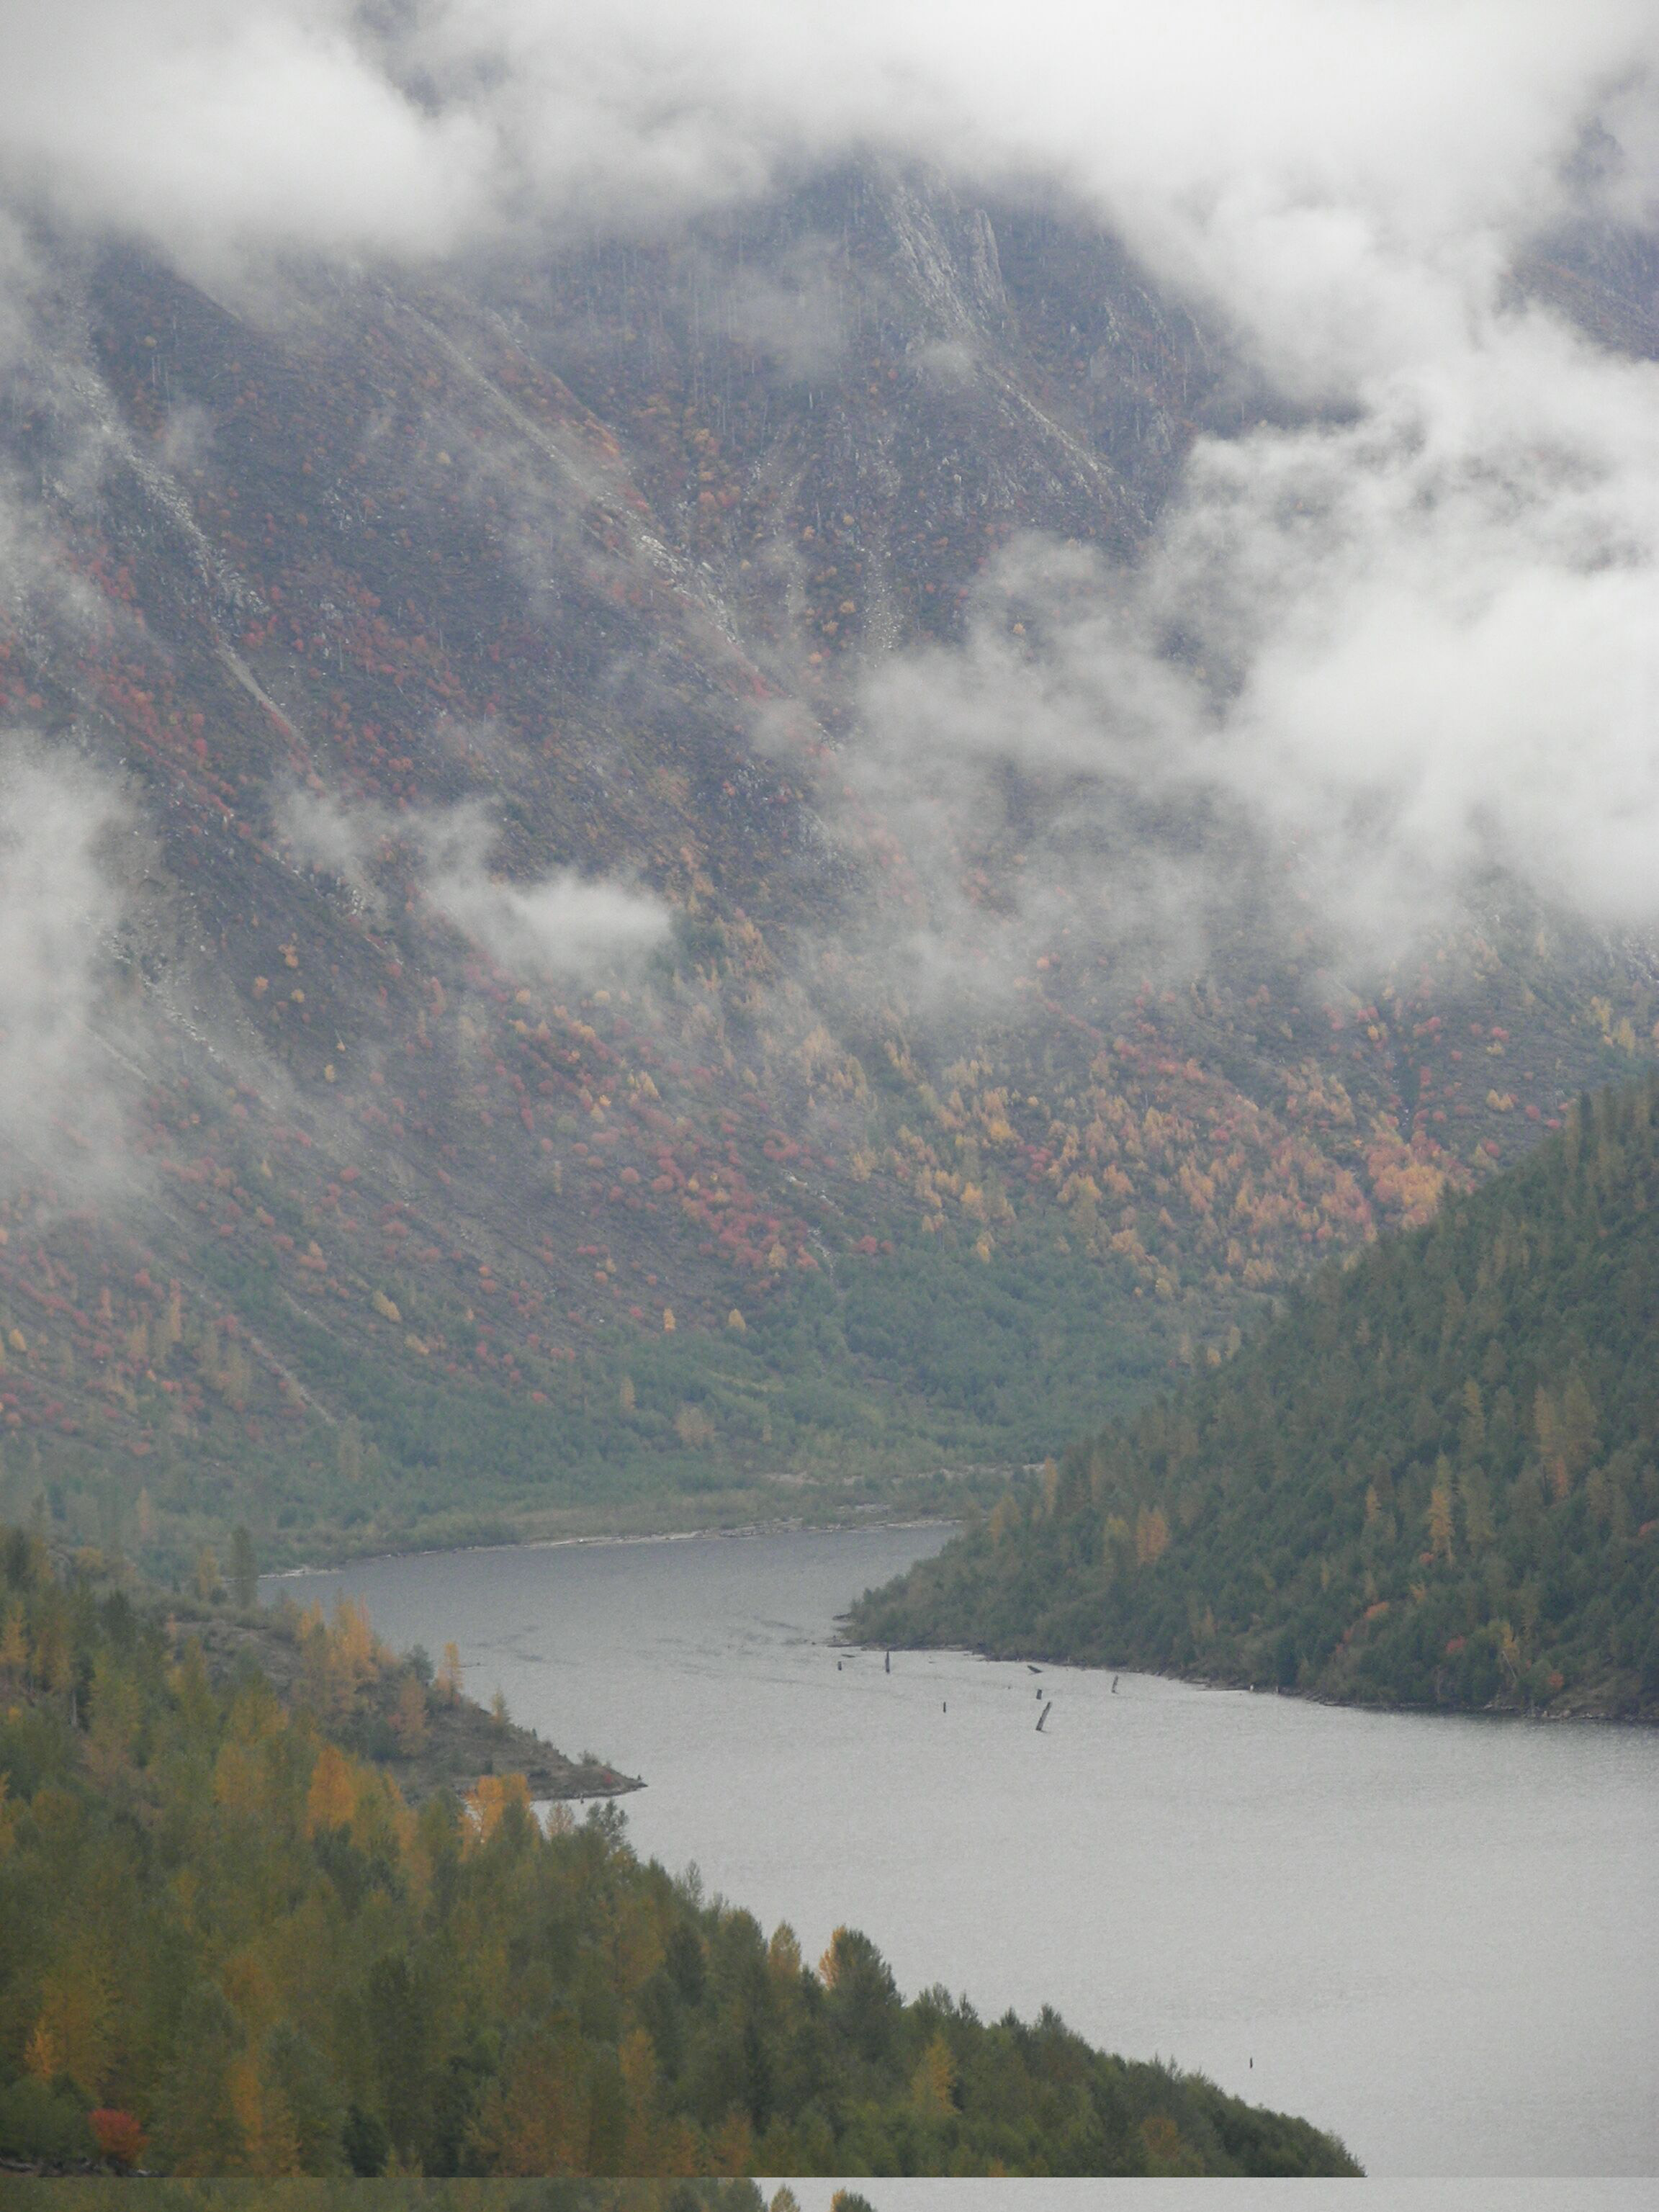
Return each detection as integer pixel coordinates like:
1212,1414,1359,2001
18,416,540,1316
0,1528,1358,2178
0,1157,1195,1578
853,1080,1659,1719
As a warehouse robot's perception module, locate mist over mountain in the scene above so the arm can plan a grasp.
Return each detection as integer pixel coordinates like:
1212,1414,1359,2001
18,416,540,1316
0,2,1654,1561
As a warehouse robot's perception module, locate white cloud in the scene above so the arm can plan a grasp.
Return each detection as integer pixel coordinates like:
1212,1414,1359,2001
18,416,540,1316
4,1,1648,328
0,0,1655,963
279,786,668,974
845,269,1659,971
0,0,489,279
0,745,132,1187
1172,309,1659,943
419,805,669,974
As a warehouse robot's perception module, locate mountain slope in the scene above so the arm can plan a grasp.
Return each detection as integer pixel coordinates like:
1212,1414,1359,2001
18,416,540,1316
0,164,1655,1565
850,1079,1659,1719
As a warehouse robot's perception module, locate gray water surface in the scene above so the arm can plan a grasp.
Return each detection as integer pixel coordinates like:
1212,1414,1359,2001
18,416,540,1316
276,1524,1659,2177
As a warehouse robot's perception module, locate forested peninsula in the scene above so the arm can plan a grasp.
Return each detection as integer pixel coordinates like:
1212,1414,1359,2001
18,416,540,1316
852,1080,1659,1719
0,1526,1357,2178
0,2185,802,2212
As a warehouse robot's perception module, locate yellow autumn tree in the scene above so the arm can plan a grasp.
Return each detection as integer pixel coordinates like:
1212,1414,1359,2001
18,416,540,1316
912,2032,958,2116
818,1927,852,1989
467,1771,531,1848
329,1596,377,1684
210,1741,258,1825
156,1282,184,1359
1142,2111,1204,2175
228,2052,302,2176
1459,1377,1485,1460
1558,1373,1599,1490
33,1604,73,1696
0,1601,26,1683
1135,1503,1170,1567
710,2110,754,2174
1534,1380,1596,1501
390,1671,428,1753
619,2025,660,2170
1100,1512,1132,1577
305,1743,356,1837
768,1924,802,1984
27,1950,114,2097
84,1648,143,1791
480,2033,589,2173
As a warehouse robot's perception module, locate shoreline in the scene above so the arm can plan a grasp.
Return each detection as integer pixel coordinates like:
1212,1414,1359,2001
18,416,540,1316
263,1509,961,1582
269,1527,1651,1729
836,1630,1659,1729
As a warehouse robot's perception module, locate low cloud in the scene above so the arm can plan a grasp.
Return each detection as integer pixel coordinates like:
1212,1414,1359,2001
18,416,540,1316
419,806,669,974
846,270,1659,976
6,4,1649,325
1160,314,1659,947
276,783,375,894
279,786,668,976
0,744,135,1192
0,0,1655,979
0,0,490,282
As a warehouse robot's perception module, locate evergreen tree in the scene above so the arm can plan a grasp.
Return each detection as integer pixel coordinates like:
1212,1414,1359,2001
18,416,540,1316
228,1525,258,1612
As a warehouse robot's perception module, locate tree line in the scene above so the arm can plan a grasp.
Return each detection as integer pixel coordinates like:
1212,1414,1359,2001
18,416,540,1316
0,1527,1358,2177
853,1079,1659,1717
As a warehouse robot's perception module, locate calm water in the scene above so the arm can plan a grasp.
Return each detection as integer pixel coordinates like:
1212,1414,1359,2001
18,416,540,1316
275,1526,1659,2178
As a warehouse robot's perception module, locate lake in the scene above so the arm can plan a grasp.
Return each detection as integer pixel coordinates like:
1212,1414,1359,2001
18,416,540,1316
274,1523,1659,2179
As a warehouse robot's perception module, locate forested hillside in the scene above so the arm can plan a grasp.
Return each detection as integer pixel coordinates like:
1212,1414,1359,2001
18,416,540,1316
1,164,1655,1568
0,2185,774,2212
852,1080,1659,1719
0,1526,1358,2177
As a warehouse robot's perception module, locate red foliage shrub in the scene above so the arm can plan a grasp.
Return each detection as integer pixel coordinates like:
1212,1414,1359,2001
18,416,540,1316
89,2109,148,2170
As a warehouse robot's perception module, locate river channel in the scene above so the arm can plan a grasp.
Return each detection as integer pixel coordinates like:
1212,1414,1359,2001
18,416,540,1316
276,1523,1659,2178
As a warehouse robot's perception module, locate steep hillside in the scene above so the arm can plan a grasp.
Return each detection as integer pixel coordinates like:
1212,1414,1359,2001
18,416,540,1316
852,1079,1659,1719
0,1525,1360,2178
0,164,1655,1566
